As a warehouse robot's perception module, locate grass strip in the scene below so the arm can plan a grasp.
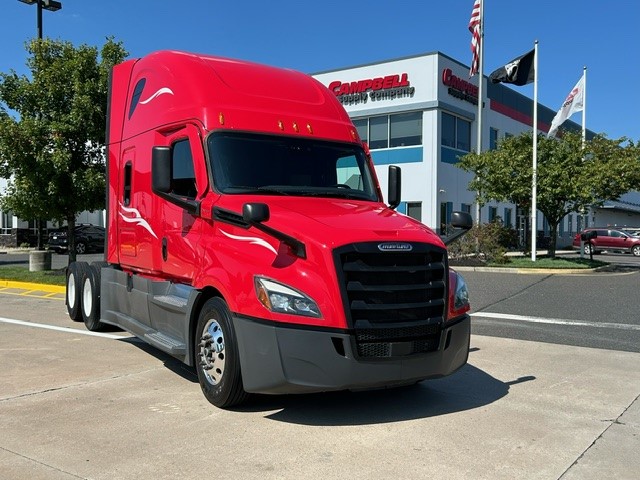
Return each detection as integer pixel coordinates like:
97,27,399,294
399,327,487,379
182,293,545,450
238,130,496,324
0,266,66,286
490,256,607,269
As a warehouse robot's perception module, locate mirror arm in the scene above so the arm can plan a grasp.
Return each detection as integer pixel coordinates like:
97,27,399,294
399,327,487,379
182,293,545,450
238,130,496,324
443,228,471,246
248,222,306,259
154,191,201,216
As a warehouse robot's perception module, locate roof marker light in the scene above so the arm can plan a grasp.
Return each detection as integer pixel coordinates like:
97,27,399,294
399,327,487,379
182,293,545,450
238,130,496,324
219,113,225,125
306,123,313,134
278,120,284,131
293,122,299,133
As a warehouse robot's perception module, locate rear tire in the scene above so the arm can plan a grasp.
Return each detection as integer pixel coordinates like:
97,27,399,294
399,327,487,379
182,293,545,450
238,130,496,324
81,263,106,331
195,297,249,408
584,243,593,255
66,262,90,322
632,245,640,257
75,242,87,255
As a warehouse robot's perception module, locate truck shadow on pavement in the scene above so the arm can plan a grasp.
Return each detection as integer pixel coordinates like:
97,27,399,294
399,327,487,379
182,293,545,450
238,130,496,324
247,361,535,426
119,337,536,425
118,337,200,383
247,366,512,426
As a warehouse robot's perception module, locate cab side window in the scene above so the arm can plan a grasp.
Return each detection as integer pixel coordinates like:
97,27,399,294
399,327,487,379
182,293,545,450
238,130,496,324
171,139,197,198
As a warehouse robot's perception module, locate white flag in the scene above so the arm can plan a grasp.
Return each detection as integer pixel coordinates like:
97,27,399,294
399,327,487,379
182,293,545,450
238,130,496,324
548,74,585,138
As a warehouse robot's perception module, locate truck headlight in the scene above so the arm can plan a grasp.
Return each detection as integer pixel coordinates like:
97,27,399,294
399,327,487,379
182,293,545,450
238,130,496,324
254,277,321,318
447,270,470,320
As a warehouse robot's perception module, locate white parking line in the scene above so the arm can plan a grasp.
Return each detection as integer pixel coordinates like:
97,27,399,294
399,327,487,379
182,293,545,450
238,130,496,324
0,316,127,339
472,312,640,331
3,314,639,340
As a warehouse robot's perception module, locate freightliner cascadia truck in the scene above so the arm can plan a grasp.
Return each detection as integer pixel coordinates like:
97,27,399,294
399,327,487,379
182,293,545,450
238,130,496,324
65,50,473,408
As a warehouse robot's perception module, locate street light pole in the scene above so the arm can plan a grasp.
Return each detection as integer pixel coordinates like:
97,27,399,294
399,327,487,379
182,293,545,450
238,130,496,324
18,0,62,40
17,0,62,250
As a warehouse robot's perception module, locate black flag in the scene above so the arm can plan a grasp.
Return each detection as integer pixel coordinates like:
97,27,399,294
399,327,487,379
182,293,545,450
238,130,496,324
489,49,535,86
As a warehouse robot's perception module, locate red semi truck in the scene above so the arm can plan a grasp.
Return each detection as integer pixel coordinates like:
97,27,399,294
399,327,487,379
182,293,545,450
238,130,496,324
65,50,473,408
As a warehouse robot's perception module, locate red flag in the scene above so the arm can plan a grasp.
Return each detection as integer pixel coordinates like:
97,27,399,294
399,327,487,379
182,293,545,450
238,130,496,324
469,0,481,76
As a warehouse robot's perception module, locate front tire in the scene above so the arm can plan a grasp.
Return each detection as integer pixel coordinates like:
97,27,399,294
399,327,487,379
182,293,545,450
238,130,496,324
195,297,249,408
584,243,593,255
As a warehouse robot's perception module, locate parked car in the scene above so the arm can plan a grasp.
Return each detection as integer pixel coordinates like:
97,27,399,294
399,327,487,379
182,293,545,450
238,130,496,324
47,224,105,254
573,228,640,256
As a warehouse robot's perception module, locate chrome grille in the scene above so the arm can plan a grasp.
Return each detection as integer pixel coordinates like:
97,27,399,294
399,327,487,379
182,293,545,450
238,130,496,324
335,242,448,358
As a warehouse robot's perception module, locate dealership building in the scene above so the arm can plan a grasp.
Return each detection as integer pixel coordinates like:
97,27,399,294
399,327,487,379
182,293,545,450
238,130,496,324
313,51,640,247
1,50,639,249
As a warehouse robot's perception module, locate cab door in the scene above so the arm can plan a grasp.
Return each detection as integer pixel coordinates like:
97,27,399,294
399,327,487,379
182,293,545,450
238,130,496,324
158,123,208,283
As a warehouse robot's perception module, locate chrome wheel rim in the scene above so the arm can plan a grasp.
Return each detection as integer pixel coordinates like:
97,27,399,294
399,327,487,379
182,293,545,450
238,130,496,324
199,319,225,386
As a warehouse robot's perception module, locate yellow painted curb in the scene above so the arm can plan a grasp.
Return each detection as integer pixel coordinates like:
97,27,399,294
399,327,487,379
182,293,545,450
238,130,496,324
0,280,65,294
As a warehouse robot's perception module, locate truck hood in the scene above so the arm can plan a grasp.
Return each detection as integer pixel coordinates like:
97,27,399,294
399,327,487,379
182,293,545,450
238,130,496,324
216,196,444,250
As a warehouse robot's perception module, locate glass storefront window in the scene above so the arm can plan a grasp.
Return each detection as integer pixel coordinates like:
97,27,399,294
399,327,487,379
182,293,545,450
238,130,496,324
456,119,470,151
369,116,388,149
490,127,499,150
407,202,422,222
390,112,422,147
442,112,471,152
442,112,456,148
353,118,368,144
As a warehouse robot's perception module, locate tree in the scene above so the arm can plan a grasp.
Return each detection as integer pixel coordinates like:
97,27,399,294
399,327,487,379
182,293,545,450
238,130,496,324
457,131,640,258
0,37,127,263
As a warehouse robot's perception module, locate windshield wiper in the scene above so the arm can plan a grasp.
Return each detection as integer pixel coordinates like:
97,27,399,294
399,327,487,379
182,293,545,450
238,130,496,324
224,186,291,195
298,190,371,201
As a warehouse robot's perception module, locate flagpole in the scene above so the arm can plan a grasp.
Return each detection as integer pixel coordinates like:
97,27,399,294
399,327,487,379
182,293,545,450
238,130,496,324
581,65,587,247
475,0,484,225
582,66,587,144
531,40,538,262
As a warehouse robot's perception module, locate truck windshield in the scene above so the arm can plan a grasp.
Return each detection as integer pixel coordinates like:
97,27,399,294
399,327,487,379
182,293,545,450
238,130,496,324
207,131,379,202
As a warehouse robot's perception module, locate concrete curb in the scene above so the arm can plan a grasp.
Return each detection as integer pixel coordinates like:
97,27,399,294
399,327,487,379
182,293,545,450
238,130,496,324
0,280,65,294
453,264,635,275
452,266,598,274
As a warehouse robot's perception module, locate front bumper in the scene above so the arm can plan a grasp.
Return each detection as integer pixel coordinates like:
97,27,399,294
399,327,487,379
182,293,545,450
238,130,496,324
233,315,470,395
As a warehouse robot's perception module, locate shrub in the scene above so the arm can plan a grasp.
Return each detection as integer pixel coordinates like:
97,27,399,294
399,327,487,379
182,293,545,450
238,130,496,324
448,220,516,265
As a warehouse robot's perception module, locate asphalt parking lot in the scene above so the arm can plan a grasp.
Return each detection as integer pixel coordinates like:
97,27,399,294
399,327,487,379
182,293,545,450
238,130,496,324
1,254,639,479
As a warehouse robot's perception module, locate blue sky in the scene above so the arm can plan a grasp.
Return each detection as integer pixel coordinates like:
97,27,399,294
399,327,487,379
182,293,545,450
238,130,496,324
1,0,637,140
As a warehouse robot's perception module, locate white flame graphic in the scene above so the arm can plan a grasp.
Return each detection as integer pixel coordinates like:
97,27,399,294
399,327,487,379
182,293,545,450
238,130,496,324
139,87,174,105
219,229,277,255
119,204,158,239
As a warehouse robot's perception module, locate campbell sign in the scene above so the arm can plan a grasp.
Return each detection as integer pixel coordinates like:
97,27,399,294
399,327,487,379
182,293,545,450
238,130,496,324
328,73,415,105
442,68,478,105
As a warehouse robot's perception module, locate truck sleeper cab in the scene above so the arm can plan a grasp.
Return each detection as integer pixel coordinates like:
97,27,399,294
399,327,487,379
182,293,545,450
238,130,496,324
65,50,472,408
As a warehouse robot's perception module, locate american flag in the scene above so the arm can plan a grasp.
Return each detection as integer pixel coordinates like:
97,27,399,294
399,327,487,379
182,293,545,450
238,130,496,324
468,0,482,76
